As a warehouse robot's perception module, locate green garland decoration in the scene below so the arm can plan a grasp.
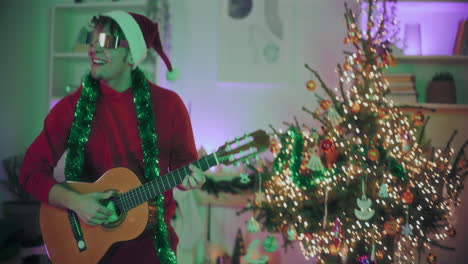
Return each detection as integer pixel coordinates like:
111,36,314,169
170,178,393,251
65,68,177,263
65,73,99,181
273,127,307,188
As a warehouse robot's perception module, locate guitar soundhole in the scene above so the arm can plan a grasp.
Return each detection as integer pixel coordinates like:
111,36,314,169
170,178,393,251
100,192,127,229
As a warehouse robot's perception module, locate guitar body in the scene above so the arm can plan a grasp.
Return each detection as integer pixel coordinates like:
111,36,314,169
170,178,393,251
40,168,153,264
38,130,270,264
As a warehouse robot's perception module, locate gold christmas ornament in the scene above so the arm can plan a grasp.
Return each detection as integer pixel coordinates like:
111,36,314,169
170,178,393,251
320,100,331,110
426,252,437,264
376,249,384,259
329,244,340,256
343,62,352,71
306,80,317,91
367,148,380,161
412,111,425,126
269,138,280,155
378,108,388,118
351,102,360,113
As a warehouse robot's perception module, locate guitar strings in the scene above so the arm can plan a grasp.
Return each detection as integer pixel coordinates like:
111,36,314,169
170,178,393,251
113,154,217,211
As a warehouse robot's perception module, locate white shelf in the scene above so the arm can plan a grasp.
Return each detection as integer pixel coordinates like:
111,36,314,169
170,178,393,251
54,52,88,59
55,1,147,11
394,55,468,64
398,103,468,114
53,52,157,60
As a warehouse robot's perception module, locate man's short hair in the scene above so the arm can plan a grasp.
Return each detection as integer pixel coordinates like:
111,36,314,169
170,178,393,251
90,15,126,40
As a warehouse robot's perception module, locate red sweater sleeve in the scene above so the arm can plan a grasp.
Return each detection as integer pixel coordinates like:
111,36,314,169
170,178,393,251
20,94,77,203
169,94,198,176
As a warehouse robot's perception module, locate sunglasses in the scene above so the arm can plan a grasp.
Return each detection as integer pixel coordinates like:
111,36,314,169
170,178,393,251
86,31,129,49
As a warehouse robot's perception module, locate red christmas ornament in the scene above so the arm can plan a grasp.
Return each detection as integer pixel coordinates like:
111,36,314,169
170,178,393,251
402,188,414,204
381,53,388,61
438,163,446,171
304,232,313,240
351,102,361,113
368,148,380,161
412,111,425,126
447,226,456,237
383,218,399,236
321,139,334,152
306,80,317,91
355,54,362,63
320,100,331,110
326,148,339,169
378,108,388,118
458,159,466,170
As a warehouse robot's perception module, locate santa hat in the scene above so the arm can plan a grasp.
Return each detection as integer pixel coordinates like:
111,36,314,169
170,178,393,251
102,10,178,81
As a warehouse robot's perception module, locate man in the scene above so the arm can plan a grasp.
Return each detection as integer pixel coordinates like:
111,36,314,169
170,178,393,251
19,11,205,263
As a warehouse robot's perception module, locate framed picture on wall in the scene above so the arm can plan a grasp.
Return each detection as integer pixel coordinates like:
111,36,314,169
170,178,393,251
217,0,296,84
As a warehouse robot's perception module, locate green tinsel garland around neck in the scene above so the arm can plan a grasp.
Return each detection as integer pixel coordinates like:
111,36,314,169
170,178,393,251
64,68,177,264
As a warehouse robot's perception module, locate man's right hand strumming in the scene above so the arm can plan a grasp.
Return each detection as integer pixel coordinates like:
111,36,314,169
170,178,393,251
49,184,115,226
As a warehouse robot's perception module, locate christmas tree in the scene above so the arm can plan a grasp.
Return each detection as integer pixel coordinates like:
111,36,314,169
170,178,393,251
243,0,468,263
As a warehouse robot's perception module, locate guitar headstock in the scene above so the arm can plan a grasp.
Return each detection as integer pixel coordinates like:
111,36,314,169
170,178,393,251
216,130,270,166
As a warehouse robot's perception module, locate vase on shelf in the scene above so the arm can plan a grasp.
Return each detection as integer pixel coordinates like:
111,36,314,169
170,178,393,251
426,72,457,104
403,23,422,56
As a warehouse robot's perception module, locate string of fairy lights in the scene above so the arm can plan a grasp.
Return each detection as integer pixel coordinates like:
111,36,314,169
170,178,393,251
254,0,465,263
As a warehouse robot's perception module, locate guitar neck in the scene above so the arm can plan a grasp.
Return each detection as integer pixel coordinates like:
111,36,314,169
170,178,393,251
117,153,219,212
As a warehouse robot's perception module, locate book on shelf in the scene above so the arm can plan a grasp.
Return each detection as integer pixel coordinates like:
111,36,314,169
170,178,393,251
387,92,417,104
383,73,413,83
453,19,468,55
463,19,468,55
383,73,417,103
383,73,415,93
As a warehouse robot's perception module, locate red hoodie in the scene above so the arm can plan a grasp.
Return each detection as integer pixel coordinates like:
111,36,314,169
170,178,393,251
20,80,198,263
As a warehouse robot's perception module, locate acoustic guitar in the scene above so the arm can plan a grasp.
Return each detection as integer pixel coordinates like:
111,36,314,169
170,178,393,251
40,130,269,264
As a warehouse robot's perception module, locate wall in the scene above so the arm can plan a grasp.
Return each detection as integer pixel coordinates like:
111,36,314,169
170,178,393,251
167,0,352,153
0,0,67,214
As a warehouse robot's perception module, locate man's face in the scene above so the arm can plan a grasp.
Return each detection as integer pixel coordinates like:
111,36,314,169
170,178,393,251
87,24,131,80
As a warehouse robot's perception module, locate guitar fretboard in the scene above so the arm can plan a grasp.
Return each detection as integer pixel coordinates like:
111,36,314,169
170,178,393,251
117,153,218,212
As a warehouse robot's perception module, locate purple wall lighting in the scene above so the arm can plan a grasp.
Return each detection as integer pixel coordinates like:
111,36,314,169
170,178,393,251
403,22,422,55
362,1,468,56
